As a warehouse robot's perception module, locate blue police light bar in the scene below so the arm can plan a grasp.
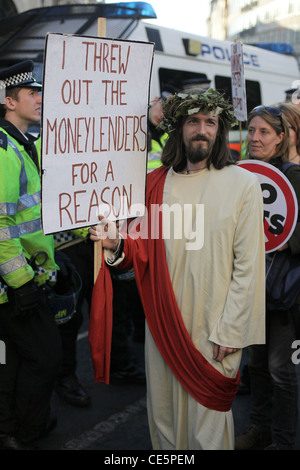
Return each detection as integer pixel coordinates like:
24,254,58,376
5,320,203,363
0,2,157,67
106,2,157,18
249,42,295,55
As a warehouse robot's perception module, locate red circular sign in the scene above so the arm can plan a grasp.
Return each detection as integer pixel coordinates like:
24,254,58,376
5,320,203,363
238,160,298,253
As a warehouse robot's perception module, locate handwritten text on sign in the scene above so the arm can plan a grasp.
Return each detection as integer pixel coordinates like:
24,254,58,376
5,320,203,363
41,33,154,235
231,41,247,122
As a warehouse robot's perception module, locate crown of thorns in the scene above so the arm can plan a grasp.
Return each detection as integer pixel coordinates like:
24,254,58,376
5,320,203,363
159,88,237,132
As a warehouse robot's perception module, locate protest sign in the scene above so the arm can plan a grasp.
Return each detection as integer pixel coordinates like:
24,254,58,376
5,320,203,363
231,41,247,122
41,33,154,235
238,160,298,253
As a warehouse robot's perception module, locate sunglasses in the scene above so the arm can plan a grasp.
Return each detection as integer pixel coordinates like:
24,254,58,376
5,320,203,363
251,105,282,117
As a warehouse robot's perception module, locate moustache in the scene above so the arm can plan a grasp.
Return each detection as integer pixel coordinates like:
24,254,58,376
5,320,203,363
191,134,209,142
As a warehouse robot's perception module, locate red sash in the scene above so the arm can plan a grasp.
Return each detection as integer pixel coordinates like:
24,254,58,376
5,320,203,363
89,166,240,411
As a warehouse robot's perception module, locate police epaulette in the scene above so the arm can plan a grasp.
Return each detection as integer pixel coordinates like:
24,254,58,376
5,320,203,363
0,131,8,150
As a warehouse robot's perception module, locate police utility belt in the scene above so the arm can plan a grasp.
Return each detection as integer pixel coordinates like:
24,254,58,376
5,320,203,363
33,250,82,325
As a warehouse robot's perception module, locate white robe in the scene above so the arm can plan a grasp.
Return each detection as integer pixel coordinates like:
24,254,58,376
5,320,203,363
145,165,265,450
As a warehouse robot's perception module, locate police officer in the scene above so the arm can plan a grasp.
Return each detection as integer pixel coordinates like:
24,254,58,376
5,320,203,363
147,94,168,172
0,60,61,449
147,86,178,172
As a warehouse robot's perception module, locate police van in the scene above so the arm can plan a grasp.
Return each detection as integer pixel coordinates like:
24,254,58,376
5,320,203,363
128,19,300,153
130,20,299,105
0,1,299,151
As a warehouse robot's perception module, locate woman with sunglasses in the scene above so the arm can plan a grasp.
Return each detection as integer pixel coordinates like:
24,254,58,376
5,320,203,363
277,102,300,165
235,105,300,450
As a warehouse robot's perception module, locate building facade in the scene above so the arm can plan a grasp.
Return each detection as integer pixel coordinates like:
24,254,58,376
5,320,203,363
207,0,300,68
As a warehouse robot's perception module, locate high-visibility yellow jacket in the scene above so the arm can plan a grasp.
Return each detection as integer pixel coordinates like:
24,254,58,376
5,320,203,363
147,133,168,171
0,127,57,304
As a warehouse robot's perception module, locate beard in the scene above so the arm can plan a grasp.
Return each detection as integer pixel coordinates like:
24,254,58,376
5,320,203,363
185,134,215,163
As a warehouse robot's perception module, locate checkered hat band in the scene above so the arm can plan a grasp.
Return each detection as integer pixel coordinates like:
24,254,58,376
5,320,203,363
54,232,77,245
0,71,33,89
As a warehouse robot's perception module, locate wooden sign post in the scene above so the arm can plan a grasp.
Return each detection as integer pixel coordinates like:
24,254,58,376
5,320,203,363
94,17,107,283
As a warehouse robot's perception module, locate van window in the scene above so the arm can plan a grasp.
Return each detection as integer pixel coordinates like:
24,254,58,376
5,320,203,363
215,75,262,126
145,27,163,52
159,68,208,94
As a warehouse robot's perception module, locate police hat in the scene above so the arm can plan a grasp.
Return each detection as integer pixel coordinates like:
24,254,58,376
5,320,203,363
285,88,298,95
0,60,42,90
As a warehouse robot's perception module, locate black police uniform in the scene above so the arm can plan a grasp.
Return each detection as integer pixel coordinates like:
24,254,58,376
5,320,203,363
0,61,62,449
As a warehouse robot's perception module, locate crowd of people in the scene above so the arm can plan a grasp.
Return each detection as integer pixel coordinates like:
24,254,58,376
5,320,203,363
0,58,299,450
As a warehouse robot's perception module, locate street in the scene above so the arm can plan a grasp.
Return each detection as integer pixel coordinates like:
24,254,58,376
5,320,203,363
34,309,300,451
35,310,151,451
